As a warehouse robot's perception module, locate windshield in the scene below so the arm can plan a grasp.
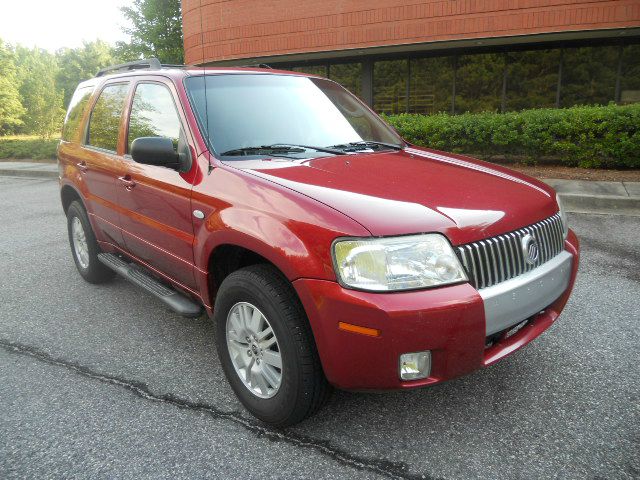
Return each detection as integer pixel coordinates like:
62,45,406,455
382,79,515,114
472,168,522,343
184,74,404,157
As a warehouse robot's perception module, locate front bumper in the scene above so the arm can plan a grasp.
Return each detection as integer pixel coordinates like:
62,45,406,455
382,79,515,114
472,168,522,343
293,230,579,390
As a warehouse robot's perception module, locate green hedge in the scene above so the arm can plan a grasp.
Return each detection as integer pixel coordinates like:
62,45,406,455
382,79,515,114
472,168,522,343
0,136,58,160
385,103,640,168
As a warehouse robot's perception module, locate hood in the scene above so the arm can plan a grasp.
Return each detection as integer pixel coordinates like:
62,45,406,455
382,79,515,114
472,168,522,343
223,147,558,245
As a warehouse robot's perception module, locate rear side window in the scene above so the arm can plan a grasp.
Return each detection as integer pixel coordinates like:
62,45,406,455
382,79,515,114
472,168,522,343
62,86,93,142
127,83,182,153
87,83,129,152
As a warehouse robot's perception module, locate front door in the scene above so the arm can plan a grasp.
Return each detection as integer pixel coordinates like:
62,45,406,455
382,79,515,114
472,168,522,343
116,80,197,290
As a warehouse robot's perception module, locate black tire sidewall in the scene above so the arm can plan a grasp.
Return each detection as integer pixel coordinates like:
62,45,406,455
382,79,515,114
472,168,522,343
215,271,305,425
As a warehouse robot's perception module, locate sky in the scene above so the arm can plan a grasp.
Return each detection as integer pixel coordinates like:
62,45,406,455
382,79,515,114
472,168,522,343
0,0,131,51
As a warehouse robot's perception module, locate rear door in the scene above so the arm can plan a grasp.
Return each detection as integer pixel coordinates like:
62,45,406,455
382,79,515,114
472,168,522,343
81,81,131,247
116,78,197,290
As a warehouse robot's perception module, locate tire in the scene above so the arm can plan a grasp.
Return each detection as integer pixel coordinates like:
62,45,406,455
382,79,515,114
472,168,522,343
214,264,331,427
66,200,115,284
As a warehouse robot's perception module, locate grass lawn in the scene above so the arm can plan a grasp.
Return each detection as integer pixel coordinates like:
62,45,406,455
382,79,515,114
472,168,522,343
0,135,58,161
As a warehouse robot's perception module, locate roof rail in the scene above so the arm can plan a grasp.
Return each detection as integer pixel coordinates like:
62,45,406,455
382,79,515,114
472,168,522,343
96,58,162,77
239,63,273,69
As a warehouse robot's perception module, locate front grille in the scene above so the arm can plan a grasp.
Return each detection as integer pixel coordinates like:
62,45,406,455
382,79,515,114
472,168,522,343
456,213,565,290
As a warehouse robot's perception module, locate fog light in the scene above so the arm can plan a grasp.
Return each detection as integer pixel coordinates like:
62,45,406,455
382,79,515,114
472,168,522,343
399,351,431,380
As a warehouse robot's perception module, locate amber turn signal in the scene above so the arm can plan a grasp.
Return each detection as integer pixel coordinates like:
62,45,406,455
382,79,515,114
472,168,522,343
338,321,381,337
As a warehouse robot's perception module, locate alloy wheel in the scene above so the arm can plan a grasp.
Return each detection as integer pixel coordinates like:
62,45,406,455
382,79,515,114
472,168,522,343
71,216,89,269
226,302,283,398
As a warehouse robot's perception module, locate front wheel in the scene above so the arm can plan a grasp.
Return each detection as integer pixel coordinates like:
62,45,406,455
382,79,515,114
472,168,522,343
215,264,331,427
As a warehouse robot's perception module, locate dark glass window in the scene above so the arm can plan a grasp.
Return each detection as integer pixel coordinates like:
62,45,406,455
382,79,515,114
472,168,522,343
87,83,129,152
505,49,560,111
561,46,618,106
373,60,408,114
127,83,182,153
328,63,362,98
620,44,640,104
292,65,328,77
409,57,454,114
184,74,402,157
455,53,505,113
62,86,93,142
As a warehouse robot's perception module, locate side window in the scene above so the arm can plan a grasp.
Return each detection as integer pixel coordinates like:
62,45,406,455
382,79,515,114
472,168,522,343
87,83,129,152
128,83,182,153
62,86,93,142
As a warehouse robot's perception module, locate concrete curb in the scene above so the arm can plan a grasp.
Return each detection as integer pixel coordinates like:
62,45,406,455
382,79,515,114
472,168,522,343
0,169,58,179
558,192,640,216
1,167,639,216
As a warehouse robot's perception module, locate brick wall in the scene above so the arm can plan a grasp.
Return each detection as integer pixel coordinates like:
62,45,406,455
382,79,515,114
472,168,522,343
183,0,640,64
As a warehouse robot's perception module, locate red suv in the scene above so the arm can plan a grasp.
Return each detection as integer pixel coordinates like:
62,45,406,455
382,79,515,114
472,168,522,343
58,59,579,426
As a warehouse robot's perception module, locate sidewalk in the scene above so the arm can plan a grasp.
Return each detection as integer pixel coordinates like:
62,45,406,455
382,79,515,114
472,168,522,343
0,161,638,216
545,179,640,216
0,161,57,178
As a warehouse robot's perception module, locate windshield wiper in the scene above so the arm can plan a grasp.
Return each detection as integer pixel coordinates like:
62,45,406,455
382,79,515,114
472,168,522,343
328,141,404,152
268,144,347,155
220,145,305,156
221,144,346,157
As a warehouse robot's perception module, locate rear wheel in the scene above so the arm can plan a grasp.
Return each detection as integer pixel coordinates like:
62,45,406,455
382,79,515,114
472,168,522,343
215,264,331,426
66,200,115,284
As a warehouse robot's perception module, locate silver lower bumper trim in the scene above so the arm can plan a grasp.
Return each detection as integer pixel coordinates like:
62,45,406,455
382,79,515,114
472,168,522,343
480,251,573,336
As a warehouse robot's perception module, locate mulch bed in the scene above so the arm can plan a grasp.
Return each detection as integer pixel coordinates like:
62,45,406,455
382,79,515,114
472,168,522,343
494,164,640,182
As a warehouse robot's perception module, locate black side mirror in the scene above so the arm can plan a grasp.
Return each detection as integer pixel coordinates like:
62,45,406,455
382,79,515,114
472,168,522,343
131,137,180,169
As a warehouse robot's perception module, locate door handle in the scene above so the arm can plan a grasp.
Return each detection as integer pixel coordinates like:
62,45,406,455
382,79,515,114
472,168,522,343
118,175,136,190
77,161,88,173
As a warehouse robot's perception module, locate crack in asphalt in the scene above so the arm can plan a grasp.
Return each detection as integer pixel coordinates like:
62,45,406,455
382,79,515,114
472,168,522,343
0,339,434,480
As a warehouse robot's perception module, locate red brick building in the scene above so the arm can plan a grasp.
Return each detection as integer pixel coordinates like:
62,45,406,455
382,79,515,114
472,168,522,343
182,0,640,112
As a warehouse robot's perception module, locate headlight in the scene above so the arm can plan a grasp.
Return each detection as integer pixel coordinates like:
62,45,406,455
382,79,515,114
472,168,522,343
332,234,467,292
557,194,568,239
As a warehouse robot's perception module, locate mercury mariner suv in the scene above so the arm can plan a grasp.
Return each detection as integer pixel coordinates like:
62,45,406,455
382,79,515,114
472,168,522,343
58,58,579,426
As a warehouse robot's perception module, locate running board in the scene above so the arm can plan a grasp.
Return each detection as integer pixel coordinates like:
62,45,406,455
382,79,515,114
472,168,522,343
98,253,202,318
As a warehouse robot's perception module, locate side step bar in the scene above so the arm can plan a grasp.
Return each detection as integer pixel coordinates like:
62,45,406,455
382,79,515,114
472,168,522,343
98,253,202,318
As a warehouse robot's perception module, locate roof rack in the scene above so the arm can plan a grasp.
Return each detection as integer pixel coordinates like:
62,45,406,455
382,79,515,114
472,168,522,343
240,63,273,69
96,58,173,77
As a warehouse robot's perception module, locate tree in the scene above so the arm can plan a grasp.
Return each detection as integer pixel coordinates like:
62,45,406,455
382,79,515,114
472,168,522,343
15,46,65,138
56,40,117,108
116,0,184,64
0,39,26,134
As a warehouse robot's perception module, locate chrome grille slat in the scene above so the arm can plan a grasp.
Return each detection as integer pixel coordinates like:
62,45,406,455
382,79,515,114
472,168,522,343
457,214,565,290
480,240,493,287
505,233,517,277
540,220,552,262
493,238,505,284
499,235,511,280
508,232,522,276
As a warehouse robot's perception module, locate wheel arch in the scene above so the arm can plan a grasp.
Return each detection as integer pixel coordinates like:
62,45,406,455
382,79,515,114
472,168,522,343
204,237,304,309
60,183,85,214
194,207,337,310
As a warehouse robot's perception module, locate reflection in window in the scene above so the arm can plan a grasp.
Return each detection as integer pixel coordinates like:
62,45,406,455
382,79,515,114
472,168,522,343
328,63,362,98
292,65,328,77
561,46,618,106
506,49,560,111
409,57,454,114
455,53,505,113
620,44,640,104
63,86,93,142
87,83,129,152
127,83,182,153
373,60,408,114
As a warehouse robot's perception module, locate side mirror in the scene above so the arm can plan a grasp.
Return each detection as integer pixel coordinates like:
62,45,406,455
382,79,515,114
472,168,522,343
131,137,180,169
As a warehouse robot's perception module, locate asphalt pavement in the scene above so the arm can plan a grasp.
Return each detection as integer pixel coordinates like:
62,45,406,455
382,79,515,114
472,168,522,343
1,176,638,479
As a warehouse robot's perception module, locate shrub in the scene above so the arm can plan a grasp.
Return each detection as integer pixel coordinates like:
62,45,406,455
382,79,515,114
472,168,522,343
0,135,58,160
385,103,640,168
